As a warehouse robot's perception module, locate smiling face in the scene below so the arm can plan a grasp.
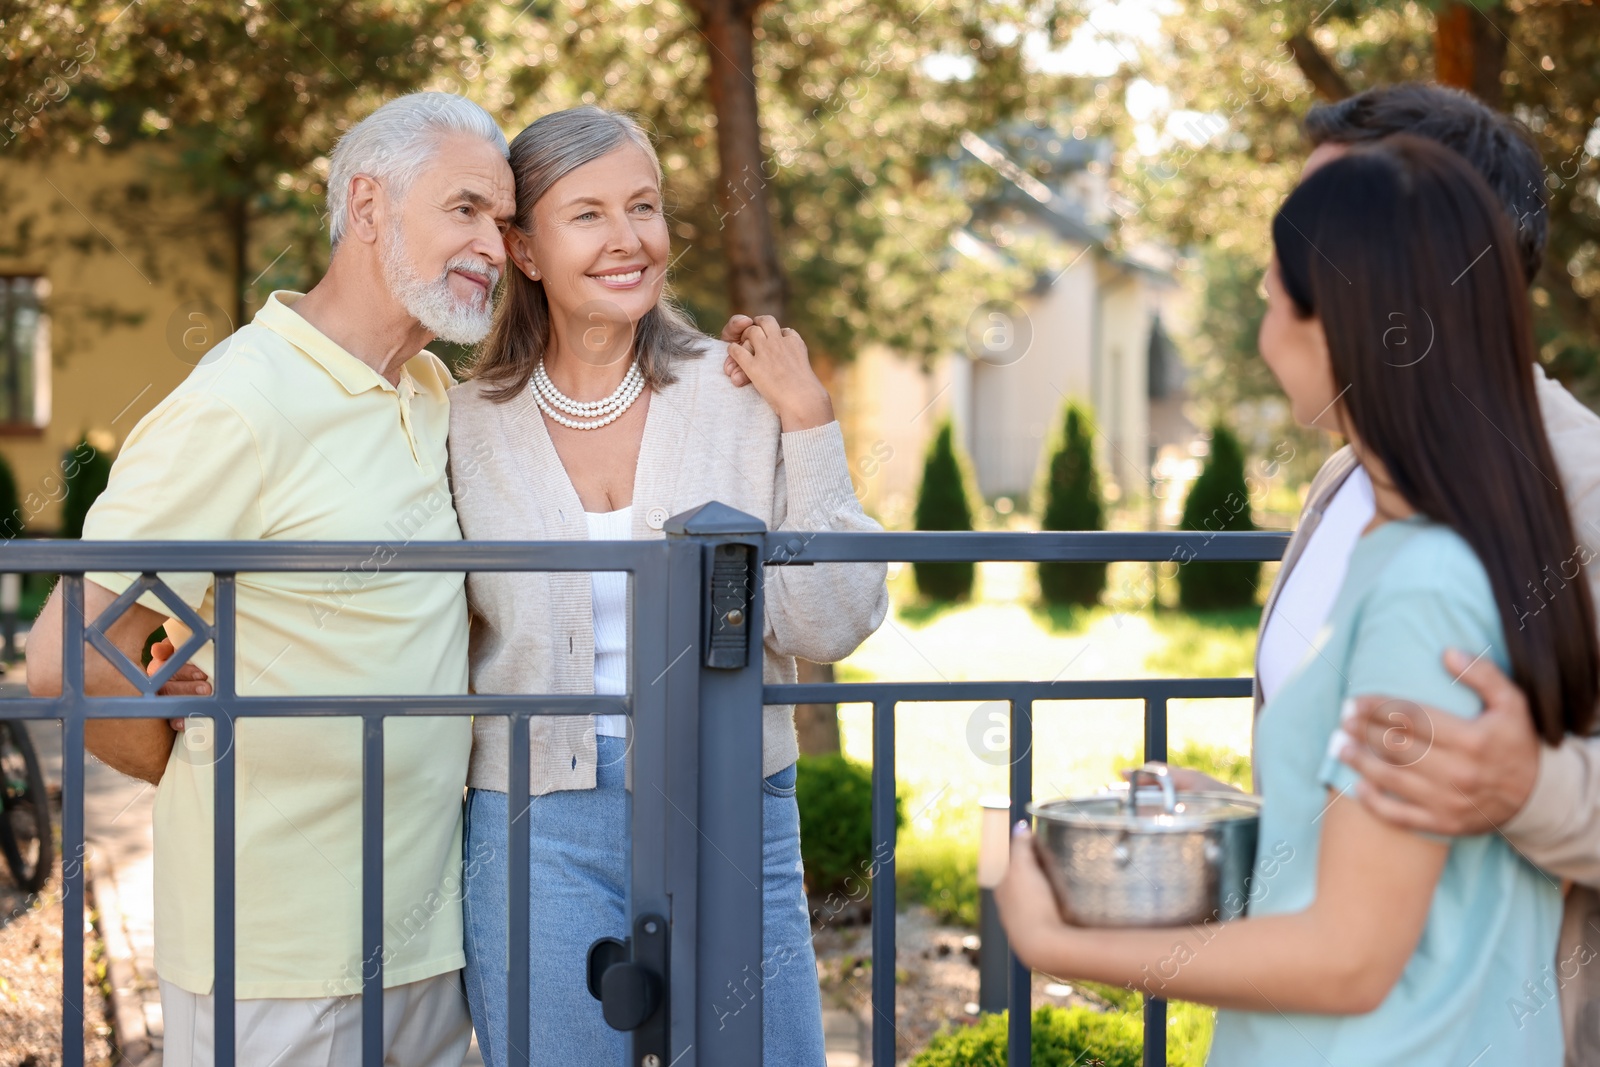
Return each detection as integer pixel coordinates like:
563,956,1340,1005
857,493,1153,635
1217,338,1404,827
1258,257,1342,432
509,143,670,338
380,130,515,343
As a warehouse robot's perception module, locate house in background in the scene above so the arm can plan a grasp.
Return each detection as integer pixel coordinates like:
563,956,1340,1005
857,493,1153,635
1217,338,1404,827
0,144,233,531
839,124,1195,523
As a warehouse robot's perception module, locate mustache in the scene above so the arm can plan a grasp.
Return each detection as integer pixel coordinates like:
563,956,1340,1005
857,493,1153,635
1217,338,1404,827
447,256,501,289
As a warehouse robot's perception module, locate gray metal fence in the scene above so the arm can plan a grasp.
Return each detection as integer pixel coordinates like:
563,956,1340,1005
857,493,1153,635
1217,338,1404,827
0,502,1286,1067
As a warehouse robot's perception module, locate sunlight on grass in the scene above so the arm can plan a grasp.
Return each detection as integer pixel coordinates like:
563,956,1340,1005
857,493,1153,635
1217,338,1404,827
1143,607,1261,678
837,576,1257,925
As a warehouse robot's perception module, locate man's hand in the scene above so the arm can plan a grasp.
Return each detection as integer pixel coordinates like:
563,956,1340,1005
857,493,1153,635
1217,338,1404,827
146,637,213,729
719,314,755,387
1337,648,1541,835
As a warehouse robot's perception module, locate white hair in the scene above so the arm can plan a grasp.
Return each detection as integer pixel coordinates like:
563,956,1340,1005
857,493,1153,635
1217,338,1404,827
325,92,508,250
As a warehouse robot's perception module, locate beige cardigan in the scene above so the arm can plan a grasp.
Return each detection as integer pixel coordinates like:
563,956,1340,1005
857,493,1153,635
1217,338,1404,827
1255,366,1600,1062
448,338,889,796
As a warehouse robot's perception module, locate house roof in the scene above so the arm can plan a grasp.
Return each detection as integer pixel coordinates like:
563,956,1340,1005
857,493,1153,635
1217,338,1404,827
958,125,1174,284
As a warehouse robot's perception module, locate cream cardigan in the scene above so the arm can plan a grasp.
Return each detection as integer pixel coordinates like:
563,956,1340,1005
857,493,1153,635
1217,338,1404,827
448,337,889,795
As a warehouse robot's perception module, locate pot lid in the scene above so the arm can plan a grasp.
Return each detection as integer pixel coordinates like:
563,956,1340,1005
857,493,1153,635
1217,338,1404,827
1028,785,1261,833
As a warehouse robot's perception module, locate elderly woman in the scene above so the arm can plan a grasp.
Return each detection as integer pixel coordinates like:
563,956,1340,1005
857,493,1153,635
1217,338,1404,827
449,106,888,1066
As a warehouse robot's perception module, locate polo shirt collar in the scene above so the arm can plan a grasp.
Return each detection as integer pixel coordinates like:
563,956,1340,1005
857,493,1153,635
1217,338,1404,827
256,291,428,397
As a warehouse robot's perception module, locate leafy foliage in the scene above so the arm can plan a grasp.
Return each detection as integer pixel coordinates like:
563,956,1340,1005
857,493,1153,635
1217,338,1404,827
1109,0,1600,437
1036,400,1107,607
909,1003,1212,1067
795,753,903,902
913,420,977,602
1177,426,1259,611
897,835,980,927
59,437,110,539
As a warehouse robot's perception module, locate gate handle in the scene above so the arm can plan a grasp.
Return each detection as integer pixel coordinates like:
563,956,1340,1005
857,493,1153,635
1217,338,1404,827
599,960,662,1032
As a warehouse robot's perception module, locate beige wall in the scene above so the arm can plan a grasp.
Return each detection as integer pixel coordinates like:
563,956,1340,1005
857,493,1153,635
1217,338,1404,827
0,146,233,531
970,249,1097,500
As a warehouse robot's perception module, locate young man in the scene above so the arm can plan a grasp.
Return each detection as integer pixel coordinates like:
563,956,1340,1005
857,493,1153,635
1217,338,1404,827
1175,83,1599,1063
27,91,516,1066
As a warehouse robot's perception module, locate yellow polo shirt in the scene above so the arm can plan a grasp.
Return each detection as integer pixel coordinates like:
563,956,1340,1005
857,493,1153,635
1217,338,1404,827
82,291,471,998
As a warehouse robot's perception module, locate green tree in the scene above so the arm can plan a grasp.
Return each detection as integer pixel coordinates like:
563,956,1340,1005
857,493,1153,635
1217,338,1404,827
1036,400,1107,607
2,1,491,327
1177,425,1259,611
59,437,111,540
1105,0,1600,434
913,420,977,602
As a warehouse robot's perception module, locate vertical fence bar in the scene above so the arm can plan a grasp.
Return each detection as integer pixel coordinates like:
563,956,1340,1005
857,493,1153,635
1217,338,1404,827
361,713,384,1066
655,542,703,1065
1142,694,1169,1067
676,509,765,1067
871,699,896,1067
507,711,532,1067
1008,699,1033,1067
60,575,85,1067
213,575,238,1067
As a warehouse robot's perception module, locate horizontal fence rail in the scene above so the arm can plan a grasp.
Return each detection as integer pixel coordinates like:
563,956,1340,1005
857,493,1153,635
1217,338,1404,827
0,523,1286,1067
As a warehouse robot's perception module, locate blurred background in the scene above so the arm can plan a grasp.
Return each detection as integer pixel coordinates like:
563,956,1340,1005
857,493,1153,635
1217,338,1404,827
1,1,1597,1064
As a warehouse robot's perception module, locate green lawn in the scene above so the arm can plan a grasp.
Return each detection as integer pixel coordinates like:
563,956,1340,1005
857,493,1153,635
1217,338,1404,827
833,561,1259,919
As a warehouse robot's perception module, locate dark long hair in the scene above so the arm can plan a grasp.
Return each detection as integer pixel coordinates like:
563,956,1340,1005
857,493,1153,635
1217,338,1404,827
1273,135,1597,742
1302,83,1546,283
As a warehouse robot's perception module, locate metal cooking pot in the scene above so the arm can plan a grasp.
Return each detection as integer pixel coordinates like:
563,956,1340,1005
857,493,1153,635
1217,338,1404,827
1027,763,1261,928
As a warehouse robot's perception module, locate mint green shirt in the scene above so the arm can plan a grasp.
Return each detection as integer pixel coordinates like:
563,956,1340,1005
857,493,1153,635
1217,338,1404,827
1209,518,1564,1065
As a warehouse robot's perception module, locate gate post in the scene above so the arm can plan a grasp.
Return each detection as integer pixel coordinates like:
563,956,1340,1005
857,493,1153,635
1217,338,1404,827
665,503,768,1067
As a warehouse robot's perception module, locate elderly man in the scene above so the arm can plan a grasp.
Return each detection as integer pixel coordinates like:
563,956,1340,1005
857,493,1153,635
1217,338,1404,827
27,91,514,1066
1169,84,1600,1064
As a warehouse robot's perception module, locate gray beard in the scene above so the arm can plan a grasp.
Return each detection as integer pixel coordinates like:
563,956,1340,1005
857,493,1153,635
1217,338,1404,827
381,223,499,345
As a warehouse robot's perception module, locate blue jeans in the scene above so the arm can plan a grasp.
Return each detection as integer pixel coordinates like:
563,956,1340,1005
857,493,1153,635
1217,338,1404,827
462,736,825,1067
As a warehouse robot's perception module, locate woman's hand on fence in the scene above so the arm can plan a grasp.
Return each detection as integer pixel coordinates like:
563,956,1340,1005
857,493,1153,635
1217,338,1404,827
725,315,835,432
145,637,213,729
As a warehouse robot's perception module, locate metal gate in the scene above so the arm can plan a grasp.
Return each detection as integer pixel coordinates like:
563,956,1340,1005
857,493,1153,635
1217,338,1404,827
0,501,1286,1067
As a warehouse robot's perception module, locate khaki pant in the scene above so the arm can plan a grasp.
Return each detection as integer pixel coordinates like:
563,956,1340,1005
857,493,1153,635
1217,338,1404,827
159,970,472,1067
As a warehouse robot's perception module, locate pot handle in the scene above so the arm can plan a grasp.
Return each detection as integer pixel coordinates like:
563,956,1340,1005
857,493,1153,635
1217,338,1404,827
1125,762,1178,815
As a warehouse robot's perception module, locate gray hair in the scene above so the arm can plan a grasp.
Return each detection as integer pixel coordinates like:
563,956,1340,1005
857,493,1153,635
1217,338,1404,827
326,92,508,250
467,106,703,400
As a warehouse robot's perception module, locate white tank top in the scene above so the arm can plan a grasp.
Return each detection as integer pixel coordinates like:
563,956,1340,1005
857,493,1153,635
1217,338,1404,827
586,507,632,737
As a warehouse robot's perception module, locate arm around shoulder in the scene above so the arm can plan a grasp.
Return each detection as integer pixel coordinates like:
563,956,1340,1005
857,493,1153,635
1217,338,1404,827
1501,733,1600,888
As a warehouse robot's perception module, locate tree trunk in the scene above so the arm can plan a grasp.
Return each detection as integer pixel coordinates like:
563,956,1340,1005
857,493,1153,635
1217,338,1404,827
1286,32,1353,102
1435,0,1512,109
690,0,786,319
689,0,840,754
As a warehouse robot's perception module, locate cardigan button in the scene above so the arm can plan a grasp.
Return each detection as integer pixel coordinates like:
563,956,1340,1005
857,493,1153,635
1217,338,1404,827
646,506,668,530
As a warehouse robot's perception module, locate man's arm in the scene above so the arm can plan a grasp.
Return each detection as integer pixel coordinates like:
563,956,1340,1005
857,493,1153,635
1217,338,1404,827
26,579,209,784
1338,648,1600,886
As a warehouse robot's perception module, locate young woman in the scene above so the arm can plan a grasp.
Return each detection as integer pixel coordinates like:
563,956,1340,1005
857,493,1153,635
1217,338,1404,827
996,135,1598,1065
447,106,888,1067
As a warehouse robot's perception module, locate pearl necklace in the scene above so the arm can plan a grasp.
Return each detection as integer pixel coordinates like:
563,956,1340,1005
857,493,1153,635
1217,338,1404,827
531,359,646,430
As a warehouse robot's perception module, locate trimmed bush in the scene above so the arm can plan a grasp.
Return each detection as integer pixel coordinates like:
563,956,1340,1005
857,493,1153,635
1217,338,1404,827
1036,401,1107,607
0,452,21,540
60,437,112,540
1177,425,1259,611
910,1003,1213,1067
795,753,904,903
914,420,977,601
